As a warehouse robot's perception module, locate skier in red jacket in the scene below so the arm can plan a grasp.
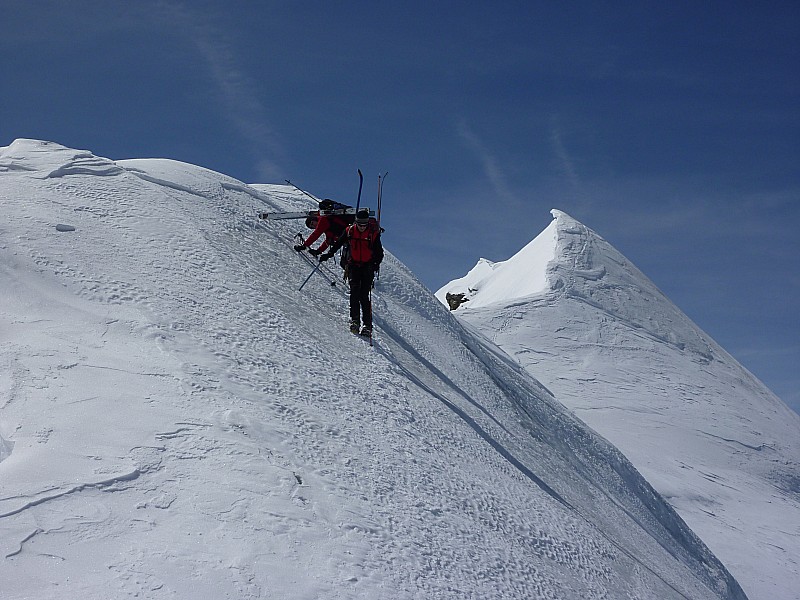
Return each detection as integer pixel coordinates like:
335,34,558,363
294,212,353,256
321,208,384,336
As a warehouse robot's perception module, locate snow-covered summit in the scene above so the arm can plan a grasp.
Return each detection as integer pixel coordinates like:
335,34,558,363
0,140,749,599
438,209,800,600
438,208,714,358
434,214,557,309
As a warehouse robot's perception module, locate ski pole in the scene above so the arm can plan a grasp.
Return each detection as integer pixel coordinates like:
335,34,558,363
295,233,337,286
368,287,374,347
285,179,320,202
298,261,323,291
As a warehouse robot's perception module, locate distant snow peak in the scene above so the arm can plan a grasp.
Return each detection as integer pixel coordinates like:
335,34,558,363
437,212,559,310
439,207,714,361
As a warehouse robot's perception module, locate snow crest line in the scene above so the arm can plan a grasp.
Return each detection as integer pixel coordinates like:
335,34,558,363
0,469,141,519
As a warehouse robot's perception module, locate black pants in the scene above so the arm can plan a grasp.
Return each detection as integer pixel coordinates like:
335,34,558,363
348,263,375,327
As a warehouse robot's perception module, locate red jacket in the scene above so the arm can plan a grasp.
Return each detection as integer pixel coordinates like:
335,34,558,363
345,220,383,265
304,214,351,251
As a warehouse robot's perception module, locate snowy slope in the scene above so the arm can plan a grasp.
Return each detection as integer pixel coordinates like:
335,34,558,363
437,209,800,600
0,140,748,599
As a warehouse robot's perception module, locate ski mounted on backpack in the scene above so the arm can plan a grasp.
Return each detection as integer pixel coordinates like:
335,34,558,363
259,210,315,220
258,207,373,221
377,172,387,228
356,169,363,211
260,180,354,220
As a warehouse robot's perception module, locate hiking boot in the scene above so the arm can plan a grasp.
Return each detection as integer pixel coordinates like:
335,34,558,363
349,320,360,334
360,326,372,337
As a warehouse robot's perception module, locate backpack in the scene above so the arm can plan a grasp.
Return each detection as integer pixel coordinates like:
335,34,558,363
327,213,354,238
318,199,351,214
346,219,382,265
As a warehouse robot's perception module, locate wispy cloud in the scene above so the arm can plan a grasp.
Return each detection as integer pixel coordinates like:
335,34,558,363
549,117,581,192
456,120,518,207
152,1,285,180
548,115,597,217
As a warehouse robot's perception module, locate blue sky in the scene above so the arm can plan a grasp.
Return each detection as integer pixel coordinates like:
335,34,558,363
2,1,798,413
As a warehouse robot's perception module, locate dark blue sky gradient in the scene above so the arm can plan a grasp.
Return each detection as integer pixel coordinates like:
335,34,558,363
2,1,798,412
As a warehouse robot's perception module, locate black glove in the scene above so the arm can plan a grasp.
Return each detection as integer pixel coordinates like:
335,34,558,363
308,247,322,257
293,243,305,252
319,251,334,262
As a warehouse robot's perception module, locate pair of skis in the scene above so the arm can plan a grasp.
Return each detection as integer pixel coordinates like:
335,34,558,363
354,169,388,228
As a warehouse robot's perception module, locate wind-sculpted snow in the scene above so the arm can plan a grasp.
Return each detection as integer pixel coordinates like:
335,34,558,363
0,139,123,177
547,210,716,359
0,140,748,599
441,209,800,600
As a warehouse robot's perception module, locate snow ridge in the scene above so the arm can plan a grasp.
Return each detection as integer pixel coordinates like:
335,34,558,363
0,140,748,599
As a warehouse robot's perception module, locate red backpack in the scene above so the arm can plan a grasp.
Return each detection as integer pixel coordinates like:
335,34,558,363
346,219,381,264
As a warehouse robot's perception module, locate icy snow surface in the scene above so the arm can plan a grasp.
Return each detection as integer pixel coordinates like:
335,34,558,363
0,139,749,599
438,209,800,600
